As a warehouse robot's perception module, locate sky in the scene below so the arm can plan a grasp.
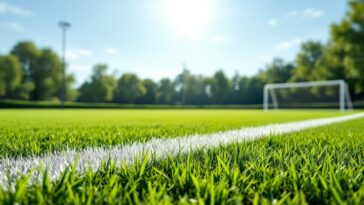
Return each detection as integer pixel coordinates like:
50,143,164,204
0,0,348,85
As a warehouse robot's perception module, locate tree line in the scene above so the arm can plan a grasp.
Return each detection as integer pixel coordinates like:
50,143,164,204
0,0,363,105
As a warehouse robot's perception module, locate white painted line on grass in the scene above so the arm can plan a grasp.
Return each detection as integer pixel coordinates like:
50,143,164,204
1,112,364,185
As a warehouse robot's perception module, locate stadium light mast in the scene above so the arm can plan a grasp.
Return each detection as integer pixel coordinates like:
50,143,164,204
59,21,71,109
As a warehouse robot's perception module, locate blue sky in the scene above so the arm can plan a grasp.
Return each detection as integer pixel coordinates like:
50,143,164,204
0,0,347,85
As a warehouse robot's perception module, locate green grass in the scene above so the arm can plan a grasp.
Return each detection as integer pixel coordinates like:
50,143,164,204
0,114,363,204
0,109,346,158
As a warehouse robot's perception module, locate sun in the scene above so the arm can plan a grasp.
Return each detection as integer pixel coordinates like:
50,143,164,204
164,0,213,39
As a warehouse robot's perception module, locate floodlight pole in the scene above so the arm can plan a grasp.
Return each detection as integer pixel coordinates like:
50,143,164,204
59,21,71,109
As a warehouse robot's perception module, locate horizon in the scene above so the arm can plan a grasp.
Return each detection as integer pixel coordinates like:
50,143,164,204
1,0,347,85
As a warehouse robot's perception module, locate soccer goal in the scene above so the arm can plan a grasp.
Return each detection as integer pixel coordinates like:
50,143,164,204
263,80,353,111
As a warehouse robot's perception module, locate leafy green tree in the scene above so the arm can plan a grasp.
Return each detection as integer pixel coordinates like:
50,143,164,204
137,79,157,104
211,70,230,104
236,76,264,104
174,69,190,104
315,44,346,81
184,74,209,105
229,72,241,104
157,78,175,104
66,74,79,101
34,48,62,100
290,42,324,82
10,42,68,101
0,55,23,98
10,41,39,99
10,41,40,79
259,58,294,83
78,64,116,102
236,76,248,104
113,73,146,104
330,0,364,96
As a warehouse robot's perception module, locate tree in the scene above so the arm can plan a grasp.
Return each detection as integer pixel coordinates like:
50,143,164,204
330,0,364,97
157,78,175,104
137,79,157,104
66,74,79,101
0,55,23,98
259,58,294,83
10,42,68,101
184,74,209,105
78,64,116,102
290,42,324,82
232,76,265,104
10,41,39,99
314,43,346,81
113,73,146,104
229,72,240,104
33,48,62,100
174,69,190,104
211,70,230,104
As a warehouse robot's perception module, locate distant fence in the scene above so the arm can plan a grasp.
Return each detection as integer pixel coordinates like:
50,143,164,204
1,99,364,109
0,99,262,109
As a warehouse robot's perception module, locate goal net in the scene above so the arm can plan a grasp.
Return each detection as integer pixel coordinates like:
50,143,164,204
263,80,353,111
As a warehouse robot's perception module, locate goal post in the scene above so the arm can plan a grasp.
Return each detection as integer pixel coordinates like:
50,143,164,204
263,80,353,111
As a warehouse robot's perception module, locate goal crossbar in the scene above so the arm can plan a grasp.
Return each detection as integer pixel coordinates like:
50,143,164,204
263,80,353,111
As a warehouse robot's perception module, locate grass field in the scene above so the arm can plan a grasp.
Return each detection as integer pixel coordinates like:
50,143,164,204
0,110,345,158
0,110,363,204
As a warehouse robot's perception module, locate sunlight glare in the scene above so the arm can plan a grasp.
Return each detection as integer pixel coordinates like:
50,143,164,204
164,0,214,39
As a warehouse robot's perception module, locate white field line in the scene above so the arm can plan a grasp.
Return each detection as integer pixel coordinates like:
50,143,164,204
1,112,364,185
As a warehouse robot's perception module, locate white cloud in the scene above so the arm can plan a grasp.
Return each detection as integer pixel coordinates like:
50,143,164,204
65,52,78,61
69,64,92,72
211,35,228,44
275,38,302,50
105,47,119,54
268,19,278,27
269,8,324,27
66,48,93,60
287,8,324,18
0,1,33,17
1,22,24,31
303,8,324,18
